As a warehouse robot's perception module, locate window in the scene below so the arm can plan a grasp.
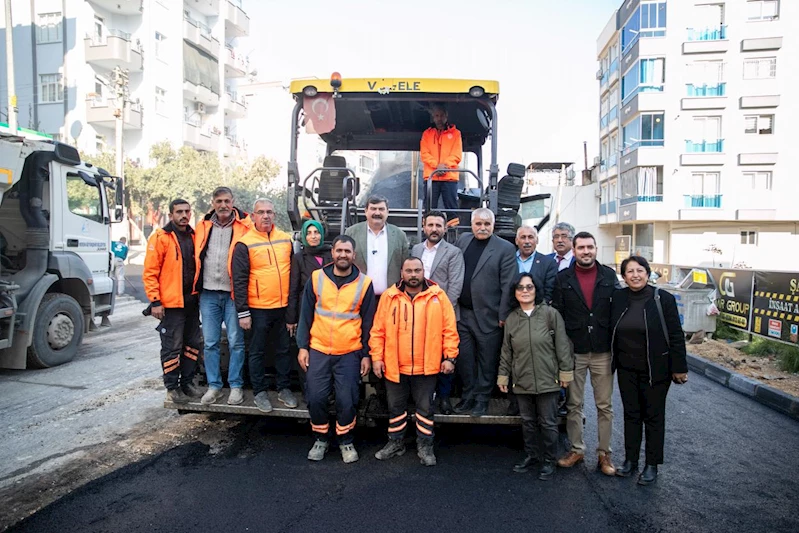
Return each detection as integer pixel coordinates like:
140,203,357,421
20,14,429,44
687,116,722,152
93,15,104,43
600,95,609,128
622,58,665,102
39,74,64,103
686,61,726,96
66,173,103,223
622,1,667,52
623,113,665,153
609,89,619,122
358,154,375,175
155,87,167,116
601,140,609,171
744,171,772,190
610,42,620,74
95,135,104,152
743,57,776,79
620,167,663,205
692,172,721,195
36,12,62,43
747,0,779,21
609,132,619,167
744,114,773,134
688,4,726,41
740,231,757,245
155,31,166,59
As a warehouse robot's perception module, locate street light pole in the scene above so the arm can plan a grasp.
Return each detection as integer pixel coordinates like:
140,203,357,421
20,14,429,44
111,66,129,240
4,0,18,132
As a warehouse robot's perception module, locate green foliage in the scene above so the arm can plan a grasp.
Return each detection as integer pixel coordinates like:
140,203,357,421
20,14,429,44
740,337,799,373
84,143,286,229
714,322,746,341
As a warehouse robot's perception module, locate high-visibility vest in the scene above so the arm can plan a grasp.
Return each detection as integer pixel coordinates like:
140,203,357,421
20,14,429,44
309,268,371,355
236,227,293,309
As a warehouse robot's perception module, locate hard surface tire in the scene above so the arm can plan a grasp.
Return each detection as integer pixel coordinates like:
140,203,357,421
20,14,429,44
26,293,85,369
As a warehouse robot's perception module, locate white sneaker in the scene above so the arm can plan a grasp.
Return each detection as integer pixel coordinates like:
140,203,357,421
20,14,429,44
200,388,223,405
340,444,359,464
307,440,329,461
227,387,244,405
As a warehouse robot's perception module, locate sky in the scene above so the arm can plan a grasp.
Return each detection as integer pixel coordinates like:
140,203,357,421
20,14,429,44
240,0,621,172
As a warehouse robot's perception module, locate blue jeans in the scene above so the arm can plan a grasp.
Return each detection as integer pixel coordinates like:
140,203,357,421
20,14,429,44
200,290,245,389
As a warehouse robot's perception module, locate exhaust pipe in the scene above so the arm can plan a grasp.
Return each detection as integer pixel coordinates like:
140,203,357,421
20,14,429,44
10,151,54,300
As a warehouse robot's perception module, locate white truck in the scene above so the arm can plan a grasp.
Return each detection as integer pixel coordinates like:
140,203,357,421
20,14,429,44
0,132,123,369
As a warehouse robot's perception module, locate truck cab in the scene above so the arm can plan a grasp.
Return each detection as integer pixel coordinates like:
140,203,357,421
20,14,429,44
0,132,123,369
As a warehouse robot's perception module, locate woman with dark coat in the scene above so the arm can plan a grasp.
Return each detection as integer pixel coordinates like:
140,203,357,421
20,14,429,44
498,272,573,481
610,256,688,485
286,220,333,330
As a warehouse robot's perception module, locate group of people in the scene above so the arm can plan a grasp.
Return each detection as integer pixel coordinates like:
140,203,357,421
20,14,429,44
142,104,688,484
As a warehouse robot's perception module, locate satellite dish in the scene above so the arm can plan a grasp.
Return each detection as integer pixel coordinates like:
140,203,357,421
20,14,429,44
70,120,83,139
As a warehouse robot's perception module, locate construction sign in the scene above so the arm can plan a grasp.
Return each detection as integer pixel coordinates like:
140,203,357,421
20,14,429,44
751,271,799,344
709,268,753,331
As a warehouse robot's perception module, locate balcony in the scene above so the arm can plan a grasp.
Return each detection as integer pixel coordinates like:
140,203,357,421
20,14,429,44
684,194,722,208
685,139,724,153
225,0,250,38
182,80,219,107
223,91,247,118
682,140,725,166
683,27,729,54
184,15,220,57
620,195,663,206
687,83,726,97
609,58,620,85
85,97,142,130
84,30,143,71
89,0,141,15
223,135,246,159
183,120,220,152
738,153,778,166
224,46,248,78
622,139,664,156
608,154,619,178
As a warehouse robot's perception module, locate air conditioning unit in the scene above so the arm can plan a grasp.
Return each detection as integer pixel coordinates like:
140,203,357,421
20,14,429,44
195,102,206,114
596,69,603,80
594,189,603,199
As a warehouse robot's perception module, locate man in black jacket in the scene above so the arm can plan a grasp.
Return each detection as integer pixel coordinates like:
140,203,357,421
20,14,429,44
551,231,619,476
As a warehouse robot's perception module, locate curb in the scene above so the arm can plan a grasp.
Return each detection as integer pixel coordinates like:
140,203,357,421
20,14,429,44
686,353,799,420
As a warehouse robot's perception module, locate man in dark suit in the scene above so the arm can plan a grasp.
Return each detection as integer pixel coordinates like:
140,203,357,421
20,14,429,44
547,222,576,271
454,208,516,417
515,225,557,302
412,210,465,415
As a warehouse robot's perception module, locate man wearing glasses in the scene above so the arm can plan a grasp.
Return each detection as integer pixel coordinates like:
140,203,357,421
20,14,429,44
231,198,299,412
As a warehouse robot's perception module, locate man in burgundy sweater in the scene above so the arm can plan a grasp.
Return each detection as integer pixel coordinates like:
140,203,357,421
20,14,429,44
551,231,620,476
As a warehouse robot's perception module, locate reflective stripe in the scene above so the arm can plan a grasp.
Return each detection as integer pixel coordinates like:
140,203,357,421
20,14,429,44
348,274,366,314
184,351,198,361
162,357,179,367
315,308,360,320
416,422,433,436
336,418,357,435
388,421,407,433
389,412,407,424
415,413,434,427
313,271,365,320
246,239,292,249
311,422,330,433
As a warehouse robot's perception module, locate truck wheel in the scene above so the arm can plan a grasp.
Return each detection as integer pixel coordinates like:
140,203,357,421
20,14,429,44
27,293,85,369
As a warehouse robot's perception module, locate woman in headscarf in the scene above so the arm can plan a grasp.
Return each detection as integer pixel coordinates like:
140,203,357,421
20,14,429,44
287,220,333,330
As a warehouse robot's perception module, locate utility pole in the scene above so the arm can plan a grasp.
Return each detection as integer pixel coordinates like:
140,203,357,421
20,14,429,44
4,0,18,132
111,66,130,240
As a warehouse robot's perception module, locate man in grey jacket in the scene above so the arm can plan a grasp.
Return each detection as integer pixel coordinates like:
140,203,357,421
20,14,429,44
411,210,465,414
454,207,517,417
345,195,409,300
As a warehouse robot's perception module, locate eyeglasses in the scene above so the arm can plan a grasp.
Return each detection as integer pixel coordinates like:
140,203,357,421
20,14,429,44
515,284,535,292
254,210,274,216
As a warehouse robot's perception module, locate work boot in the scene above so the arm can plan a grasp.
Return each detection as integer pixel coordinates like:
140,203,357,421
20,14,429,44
166,388,189,404
254,391,273,413
453,399,475,414
278,388,299,408
340,444,359,464
598,453,616,476
557,451,585,468
538,461,556,481
201,388,224,405
616,460,638,478
637,464,658,486
470,401,489,417
513,455,539,473
227,387,244,405
417,439,437,467
375,440,406,461
182,382,203,399
307,440,329,461
439,397,453,415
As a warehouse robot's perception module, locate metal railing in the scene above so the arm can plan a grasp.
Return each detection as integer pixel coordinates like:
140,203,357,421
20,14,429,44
685,139,724,153
686,83,726,97
684,194,722,208
686,25,727,42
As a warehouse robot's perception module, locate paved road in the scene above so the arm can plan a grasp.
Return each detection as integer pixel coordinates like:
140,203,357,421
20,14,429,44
8,367,799,533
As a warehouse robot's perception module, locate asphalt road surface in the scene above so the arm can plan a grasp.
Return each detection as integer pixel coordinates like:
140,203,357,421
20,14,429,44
8,369,799,533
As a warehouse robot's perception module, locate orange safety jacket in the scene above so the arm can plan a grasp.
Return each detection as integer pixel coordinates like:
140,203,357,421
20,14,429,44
420,124,463,182
369,280,459,383
232,226,293,310
192,207,252,293
309,267,372,355
142,224,196,309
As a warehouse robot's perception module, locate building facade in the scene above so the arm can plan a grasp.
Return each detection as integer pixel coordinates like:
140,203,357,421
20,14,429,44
0,0,250,164
596,0,797,270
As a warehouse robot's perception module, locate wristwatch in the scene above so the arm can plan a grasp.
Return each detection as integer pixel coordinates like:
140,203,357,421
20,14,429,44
443,358,456,366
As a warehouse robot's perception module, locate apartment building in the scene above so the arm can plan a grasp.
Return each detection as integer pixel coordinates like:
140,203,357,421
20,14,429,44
595,0,797,269
0,0,251,163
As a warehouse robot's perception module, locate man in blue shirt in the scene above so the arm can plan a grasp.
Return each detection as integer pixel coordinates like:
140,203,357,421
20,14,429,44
111,237,129,295
515,226,557,302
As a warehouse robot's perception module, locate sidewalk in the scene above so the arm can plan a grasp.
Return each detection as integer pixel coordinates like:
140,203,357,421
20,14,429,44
121,264,148,303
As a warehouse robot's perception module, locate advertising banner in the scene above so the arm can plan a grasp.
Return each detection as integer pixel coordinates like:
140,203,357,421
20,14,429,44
751,271,799,344
708,268,753,331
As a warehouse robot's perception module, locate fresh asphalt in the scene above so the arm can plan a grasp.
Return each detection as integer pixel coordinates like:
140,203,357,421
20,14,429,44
8,367,799,533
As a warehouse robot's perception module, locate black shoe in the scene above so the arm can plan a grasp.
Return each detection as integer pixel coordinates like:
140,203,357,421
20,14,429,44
513,455,539,473
538,461,556,481
439,397,453,415
616,460,638,478
507,399,520,416
637,464,658,485
470,401,489,417
453,399,475,414
558,406,568,418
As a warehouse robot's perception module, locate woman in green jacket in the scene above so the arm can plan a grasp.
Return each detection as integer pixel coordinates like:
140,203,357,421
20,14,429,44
498,272,573,480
